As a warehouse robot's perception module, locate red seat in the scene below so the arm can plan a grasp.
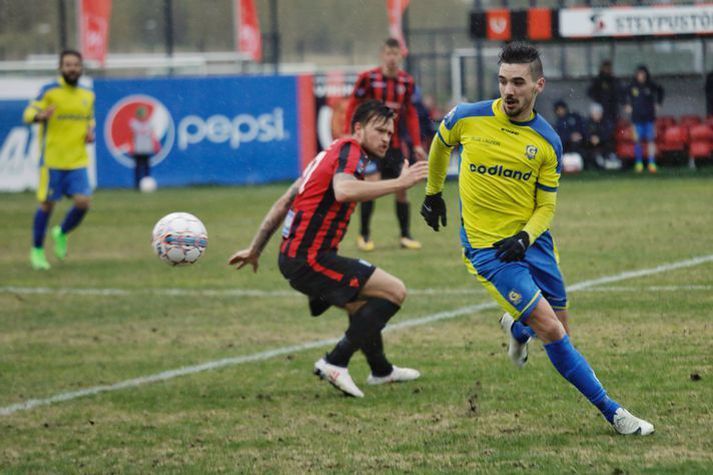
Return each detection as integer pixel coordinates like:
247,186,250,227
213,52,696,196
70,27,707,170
616,141,635,160
659,125,688,153
705,116,713,128
679,114,702,129
689,124,713,141
689,141,713,160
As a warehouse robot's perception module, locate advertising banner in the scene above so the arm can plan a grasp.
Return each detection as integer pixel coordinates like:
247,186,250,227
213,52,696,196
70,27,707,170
94,75,315,188
0,100,37,192
79,0,113,66
559,5,713,39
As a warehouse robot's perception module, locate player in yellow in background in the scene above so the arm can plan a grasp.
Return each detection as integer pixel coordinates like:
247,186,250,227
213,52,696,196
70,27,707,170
24,50,95,270
421,42,654,435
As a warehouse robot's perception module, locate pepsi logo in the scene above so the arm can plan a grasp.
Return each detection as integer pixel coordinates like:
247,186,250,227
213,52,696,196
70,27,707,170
104,94,175,168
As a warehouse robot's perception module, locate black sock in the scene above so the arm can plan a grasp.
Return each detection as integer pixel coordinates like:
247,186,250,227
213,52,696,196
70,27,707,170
345,298,400,373
396,201,410,238
362,332,393,376
360,201,374,240
326,335,358,367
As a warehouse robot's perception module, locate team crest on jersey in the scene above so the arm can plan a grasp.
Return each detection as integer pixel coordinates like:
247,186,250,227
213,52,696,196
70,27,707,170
508,290,522,305
525,145,538,160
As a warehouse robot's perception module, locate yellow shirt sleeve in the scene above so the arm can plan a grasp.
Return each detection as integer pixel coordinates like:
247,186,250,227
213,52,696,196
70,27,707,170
523,148,560,242
23,90,51,124
426,106,460,195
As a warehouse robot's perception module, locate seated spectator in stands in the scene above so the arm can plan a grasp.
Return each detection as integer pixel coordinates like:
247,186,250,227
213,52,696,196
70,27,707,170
585,102,618,169
554,100,585,155
623,65,664,173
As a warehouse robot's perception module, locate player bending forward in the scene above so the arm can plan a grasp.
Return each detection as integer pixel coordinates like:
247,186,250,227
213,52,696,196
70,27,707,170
229,100,428,398
420,42,654,435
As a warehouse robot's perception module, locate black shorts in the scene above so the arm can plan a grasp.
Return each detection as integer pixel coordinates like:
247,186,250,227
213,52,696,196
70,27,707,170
365,148,406,179
278,252,376,315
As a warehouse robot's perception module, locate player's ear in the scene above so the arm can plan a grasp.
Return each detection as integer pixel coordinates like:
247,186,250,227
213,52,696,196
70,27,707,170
352,121,364,139
535,77,546,94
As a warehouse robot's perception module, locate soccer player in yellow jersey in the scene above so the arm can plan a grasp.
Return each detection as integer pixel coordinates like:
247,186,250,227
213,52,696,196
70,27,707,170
421,42,653,435
23,50,95,270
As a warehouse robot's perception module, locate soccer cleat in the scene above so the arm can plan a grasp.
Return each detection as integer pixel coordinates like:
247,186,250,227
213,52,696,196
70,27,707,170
612,408,655,436
51,225,68,260
356,235,375,252
399,236,422,250
313,357,364,398
647,162,658,173
366,365,421,385
30,247,51,270
634,162,644,173
499,312,530,368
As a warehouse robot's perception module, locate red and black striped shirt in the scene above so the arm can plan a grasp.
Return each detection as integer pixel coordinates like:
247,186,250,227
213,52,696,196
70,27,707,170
280,138,368,261
343,67,421,150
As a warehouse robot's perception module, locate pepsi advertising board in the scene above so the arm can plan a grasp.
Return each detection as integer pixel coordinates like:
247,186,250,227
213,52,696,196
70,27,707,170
95,75,315,188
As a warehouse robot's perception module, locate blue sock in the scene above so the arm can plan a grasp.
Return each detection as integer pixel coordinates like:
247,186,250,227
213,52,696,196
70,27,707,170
544,335,620,423
61,207,87,234
511,320,536,343
33,208,51,248
634,143,643,164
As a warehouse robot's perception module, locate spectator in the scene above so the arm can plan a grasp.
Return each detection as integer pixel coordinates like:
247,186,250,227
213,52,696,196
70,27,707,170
623,65,664,173
705,70,713,117
587,59,622,128
585,103,618,170
129,106,159,190
553,99,585,155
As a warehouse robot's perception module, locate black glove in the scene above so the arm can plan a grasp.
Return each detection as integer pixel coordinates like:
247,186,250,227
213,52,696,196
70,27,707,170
421,192,447,231
493,231,530,262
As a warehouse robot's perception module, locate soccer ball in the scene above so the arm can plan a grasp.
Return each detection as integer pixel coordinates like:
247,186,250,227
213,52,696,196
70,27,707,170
139,176,157,193
152,212,208,265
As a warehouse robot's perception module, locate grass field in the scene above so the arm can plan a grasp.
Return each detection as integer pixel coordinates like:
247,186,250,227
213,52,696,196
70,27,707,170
1,171,712,473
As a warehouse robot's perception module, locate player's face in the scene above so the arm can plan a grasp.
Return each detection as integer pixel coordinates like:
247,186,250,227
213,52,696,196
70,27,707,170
356,116,394,158
498,63,545,121
381,46,403,74
60,54,83,86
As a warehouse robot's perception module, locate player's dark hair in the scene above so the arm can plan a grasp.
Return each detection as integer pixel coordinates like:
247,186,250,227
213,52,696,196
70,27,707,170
59,49,82,65
383,38,401,49
351,100,395,132
498,41,543,80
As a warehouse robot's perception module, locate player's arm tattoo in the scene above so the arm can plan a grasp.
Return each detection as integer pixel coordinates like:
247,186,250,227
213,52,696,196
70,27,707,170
251,179,302,255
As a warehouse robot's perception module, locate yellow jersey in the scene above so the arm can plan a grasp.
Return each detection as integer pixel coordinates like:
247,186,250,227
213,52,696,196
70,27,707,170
23,77,95,170
426,98,562,248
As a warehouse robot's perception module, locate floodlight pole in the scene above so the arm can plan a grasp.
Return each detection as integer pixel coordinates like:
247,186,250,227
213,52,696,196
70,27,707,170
164,0,174,74
58,0,68,49
403,4,411,73
270,0,280,74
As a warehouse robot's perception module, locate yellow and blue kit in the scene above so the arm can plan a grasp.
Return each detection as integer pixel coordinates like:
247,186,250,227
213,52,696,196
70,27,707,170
23,76,95,201
426,98,566,320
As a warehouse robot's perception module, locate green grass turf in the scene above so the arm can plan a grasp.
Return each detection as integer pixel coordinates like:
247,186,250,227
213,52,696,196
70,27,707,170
0,171,711,473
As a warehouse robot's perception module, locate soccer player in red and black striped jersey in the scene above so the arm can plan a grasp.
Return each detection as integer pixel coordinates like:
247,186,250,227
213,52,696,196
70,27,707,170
229,101,428,398
344,38,427,252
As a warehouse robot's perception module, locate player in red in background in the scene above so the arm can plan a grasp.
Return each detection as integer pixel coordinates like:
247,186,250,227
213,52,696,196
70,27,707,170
229,100,428,398
344,38,426,252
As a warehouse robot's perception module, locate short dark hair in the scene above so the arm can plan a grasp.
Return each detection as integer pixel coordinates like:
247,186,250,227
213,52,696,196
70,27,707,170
59,49,82,65
383,38,401,49
351,100,395,132
498,41,543,80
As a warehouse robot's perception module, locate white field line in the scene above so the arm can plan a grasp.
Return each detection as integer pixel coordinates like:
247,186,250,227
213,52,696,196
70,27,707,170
1,284,711,298
1,253,712,417
0,286,484,297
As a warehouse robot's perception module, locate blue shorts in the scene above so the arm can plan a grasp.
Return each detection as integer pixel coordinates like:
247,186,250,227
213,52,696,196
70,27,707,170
37,167,92,202
633,122,655,142
463,230,567,321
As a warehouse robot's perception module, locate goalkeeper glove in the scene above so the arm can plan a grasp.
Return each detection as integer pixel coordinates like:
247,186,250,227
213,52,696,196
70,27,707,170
493,231,530,262
420,192,447,231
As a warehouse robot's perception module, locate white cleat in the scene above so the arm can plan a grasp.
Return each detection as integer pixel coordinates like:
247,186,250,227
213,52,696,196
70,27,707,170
499,312,530,368
612,408,655,436
366,365,421,385
313,358,364,398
